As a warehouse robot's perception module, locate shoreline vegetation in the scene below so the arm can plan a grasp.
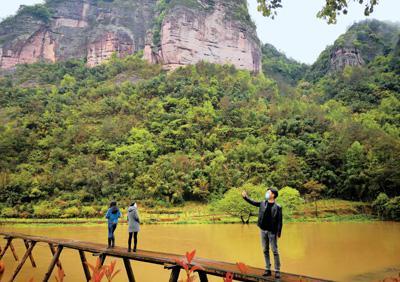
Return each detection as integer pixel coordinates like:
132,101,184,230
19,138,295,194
0,200,376,226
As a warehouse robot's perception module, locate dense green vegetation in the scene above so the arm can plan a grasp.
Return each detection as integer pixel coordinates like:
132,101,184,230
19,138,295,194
17,4,53,24
0,19,399,221
261,43,309,87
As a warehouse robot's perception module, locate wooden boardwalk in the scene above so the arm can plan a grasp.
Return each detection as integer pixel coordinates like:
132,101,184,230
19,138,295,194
0,231,331,282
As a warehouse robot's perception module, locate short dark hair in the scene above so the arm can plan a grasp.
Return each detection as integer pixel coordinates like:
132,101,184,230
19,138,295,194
268,188,279,199
109,201,117,208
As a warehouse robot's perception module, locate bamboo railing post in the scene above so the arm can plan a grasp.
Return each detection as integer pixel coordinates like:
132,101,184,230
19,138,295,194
0,238,11,260
78,250,91,282
43,245,63,282
49,243,63,270
24,240,37,267
8,241,36,282
123,258,136,282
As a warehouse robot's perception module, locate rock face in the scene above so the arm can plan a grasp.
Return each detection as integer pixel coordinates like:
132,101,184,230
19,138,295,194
144,1,261,73
330,47,364,71
0,0,156,69
0,0,261,73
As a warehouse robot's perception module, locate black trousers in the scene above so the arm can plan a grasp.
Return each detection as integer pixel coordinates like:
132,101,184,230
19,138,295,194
128,232,138,249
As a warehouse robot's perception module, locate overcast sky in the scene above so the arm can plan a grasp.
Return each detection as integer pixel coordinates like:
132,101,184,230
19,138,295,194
1,0,399,64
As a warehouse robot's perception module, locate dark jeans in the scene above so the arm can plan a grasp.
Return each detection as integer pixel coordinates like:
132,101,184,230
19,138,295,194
108,222,117,239
128,232,138,250
261,230,281,272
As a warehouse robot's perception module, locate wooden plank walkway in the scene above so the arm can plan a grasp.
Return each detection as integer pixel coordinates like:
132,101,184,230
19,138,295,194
0,231,331,282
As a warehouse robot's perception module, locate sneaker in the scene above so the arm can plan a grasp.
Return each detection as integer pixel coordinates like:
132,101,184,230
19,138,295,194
275,271,281,279
262,270,272,276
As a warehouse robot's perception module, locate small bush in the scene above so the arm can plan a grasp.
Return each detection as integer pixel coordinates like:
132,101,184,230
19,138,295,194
278,186,304,217
385,196,400,221
61,207,81,218
81,206,98,218
33,203,61,218
372,192,389,218
1,207,18,218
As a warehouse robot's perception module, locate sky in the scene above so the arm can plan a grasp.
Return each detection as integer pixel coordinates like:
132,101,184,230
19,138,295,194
1,0,399,64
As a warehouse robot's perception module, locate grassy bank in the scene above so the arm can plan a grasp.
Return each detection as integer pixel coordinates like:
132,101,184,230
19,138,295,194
0,200,375,225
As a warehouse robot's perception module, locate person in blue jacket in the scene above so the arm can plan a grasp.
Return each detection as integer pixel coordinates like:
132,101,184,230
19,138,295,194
105,201,121,248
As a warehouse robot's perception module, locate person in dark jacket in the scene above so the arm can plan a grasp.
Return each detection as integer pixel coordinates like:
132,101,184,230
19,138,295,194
242,187,282,279
105,201,121,248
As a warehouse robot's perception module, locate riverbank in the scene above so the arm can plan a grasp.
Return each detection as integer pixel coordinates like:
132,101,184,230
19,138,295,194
0,199,376,225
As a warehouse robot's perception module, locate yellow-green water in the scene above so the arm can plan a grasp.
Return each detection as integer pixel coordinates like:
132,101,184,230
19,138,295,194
1,222,399,281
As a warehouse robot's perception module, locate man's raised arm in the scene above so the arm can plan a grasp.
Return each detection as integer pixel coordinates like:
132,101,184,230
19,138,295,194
242,191,261,207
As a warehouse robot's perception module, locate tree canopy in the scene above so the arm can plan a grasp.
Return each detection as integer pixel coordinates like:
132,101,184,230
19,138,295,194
256,0,380,24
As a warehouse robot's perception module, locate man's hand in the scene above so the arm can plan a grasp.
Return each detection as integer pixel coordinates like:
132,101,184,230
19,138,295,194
241,191,247,198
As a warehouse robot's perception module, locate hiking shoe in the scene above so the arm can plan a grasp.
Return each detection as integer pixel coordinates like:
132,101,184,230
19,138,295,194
275,271,281,279
262,270,272,276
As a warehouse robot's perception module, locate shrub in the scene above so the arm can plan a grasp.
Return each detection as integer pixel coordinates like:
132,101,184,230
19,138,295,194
372,192,389,218
33,203,61,218
1,207,18,218
278,186,304,217
81,206,98,218
215,183,265,223
385,196,400,221
61,207,81,218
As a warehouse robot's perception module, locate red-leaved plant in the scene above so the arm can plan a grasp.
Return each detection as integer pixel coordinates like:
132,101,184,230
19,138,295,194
380,273,400,282
223,272,234,282
104,260,121,282
54,268,65,282
224,262,249,282
0,260,5,281
175,250,205,282
86,257,121,282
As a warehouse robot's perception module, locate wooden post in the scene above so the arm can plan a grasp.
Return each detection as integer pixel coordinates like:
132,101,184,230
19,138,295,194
0,238,11,260
123,258,136,282
9,240,19,261
43,245,63,282
8,241,36,282
100,253,106,266
78,250,91,282
198,271,209,282
165,265,180,282
24,240,37,267
49,243,63,270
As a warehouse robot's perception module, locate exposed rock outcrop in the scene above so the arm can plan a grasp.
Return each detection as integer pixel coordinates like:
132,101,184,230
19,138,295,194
330,47,364,71
0,0,156,69
0,0,261,73
144,2,261,73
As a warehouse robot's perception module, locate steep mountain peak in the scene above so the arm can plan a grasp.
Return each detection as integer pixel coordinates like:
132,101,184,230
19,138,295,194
306,19,400,82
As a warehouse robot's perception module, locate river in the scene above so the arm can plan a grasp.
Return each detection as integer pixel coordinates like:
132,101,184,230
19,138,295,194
1,222,399,281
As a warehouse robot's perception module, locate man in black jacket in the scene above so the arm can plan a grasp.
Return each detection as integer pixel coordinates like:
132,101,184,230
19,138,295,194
242,188,282,279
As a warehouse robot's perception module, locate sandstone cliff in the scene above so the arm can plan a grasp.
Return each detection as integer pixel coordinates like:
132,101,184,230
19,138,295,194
144,0,261,73
0,0,157,70
0,0,261,73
